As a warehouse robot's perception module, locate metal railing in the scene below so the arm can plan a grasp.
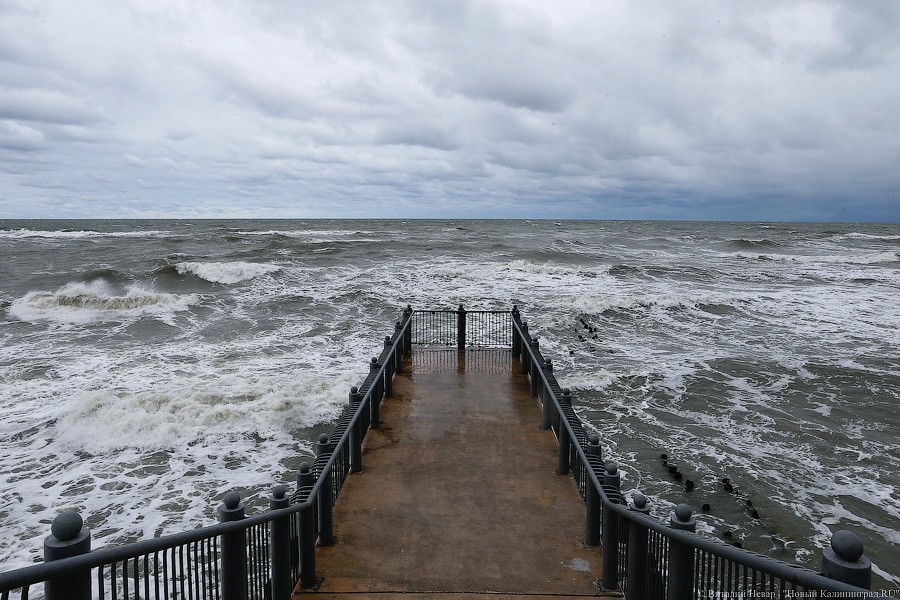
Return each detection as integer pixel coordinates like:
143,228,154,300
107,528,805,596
0,307,415,600
510,307,884,599
0,306,885,600
410,306,512,348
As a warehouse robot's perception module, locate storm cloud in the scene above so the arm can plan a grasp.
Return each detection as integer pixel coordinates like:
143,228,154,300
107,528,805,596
1,0,898,220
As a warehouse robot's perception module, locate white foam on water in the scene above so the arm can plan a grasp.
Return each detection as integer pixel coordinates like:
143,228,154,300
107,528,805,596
727,250,899,265
7,280,198,324
840,232,900,241
1,221,898,585
0,229,171,239
175,261,281,284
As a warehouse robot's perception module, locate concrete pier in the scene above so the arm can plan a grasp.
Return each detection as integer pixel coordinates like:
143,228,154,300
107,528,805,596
294,349,612,599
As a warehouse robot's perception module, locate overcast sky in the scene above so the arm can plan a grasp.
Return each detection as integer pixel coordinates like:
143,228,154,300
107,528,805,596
1,0,898,221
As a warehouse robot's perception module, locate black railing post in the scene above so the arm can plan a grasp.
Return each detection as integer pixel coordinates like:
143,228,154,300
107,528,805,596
627,493,651,600
315,434,335,546
541,360,554,430
556,389,572,476
601,463,621,592
585,436,602,547
297,462,318,588
349,386,363,473
529,340,544,398
403,305,413,353
520,321,530,374
528,337,541,396
511,305,521,355
393,322,404,372
44,512,91,600
218,492,248,600
822,530,872,589
556,389,572,475
269,485,292,600
457,304,466,349
667,504,696,600
369,357,382,429
383,337,394,396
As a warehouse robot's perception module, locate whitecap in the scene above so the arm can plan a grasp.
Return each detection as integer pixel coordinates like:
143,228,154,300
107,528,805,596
0,229,170,239
175,261,281,284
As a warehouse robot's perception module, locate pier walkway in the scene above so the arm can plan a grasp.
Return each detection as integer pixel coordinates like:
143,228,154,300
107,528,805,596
295,348,610,599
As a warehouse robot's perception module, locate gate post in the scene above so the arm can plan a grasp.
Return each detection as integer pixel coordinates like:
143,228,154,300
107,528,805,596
457,304,466,349
44,512,91,600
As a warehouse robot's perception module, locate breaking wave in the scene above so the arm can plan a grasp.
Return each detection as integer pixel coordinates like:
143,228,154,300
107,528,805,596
0,229,170,239
8,281,197,324
175,261,281,284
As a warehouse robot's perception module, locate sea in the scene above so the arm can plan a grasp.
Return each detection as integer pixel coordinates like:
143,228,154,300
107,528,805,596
0,219,897,588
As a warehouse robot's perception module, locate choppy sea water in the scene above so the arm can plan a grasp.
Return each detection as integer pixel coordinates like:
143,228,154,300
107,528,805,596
0,219,897,588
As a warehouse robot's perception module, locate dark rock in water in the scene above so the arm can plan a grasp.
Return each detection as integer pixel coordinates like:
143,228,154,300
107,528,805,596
751,508,760,519
673,471,683,481
660,453,668,461
685,479,694,491
723,530,733,539
668,464,678,474
746,499,753,507
701,503,711,512
569,350,574,356
723,481,734,493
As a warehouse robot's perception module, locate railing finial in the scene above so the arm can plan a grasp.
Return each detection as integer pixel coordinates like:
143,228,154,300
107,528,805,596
822,530,872,589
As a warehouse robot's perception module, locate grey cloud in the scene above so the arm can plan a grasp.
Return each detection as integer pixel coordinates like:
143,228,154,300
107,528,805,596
0,0,897,220
0,120,45,151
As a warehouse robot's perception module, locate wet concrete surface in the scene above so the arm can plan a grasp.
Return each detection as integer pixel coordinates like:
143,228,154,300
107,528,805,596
294,349,611,599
